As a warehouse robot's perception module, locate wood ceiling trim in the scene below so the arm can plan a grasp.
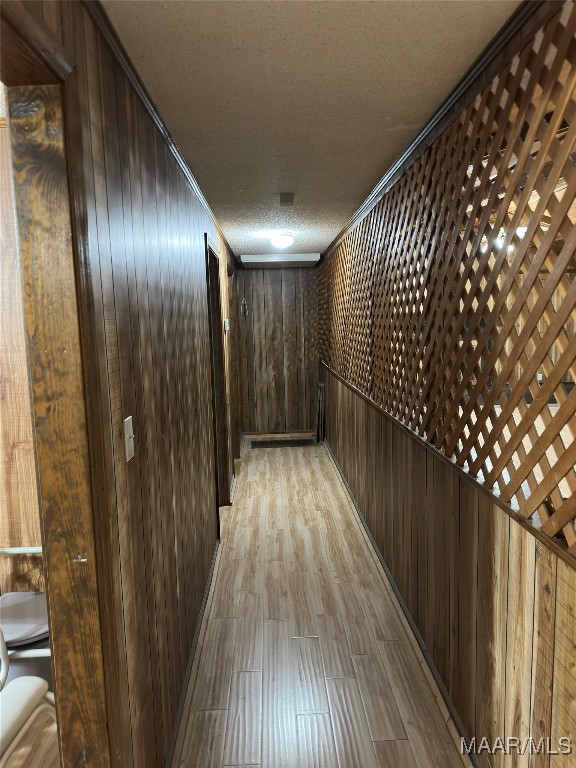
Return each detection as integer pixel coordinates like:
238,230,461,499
81,0,238,263
322,0,561,261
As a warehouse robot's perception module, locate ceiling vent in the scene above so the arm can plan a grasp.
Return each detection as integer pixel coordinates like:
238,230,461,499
279,192,294,206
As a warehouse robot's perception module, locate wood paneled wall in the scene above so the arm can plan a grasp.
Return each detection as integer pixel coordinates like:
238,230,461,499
318,1,576,552
237,268,318,434
3,2,239,766
324,367,576,768
0,87,43,594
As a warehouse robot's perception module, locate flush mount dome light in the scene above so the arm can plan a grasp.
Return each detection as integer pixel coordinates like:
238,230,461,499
270,231,294,249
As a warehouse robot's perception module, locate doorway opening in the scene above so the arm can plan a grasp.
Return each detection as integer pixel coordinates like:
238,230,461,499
205,237,231,529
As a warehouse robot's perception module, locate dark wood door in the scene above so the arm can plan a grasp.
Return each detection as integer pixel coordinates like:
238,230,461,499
227,269,241,463
205,240,230,512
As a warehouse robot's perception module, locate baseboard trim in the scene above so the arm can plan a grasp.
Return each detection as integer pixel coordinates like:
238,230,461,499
244,431,316,443
323,439,478,768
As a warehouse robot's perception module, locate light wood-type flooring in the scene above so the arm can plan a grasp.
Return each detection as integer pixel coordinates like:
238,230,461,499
172,443,471,768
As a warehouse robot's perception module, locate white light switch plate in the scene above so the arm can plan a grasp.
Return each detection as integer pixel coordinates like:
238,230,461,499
124,416,135,462
224,318,230,332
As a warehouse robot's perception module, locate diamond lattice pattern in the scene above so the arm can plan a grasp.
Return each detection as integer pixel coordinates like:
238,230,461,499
318,3,576,554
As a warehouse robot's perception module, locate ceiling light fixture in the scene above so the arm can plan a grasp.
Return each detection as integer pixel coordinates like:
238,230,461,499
270,231,294,249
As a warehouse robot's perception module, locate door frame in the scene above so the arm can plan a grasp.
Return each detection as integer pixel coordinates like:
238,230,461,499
204,235,231,525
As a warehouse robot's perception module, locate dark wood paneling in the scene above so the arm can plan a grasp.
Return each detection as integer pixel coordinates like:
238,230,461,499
238,268,318,434
3,1,239,765
323,367,575,764
227,270,241,464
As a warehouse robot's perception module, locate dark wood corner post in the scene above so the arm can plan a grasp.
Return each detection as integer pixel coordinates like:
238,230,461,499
1,4,112,766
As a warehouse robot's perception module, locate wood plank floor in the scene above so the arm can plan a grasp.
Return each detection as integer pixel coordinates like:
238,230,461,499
172,443,471,768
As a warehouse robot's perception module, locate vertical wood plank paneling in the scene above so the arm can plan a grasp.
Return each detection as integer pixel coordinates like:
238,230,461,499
530,543,557,768
282,269,299,431
244,269,257,432
120,44,169,765
504,524,536,768
425,453,458,691
227,269,241,463
550,561,576,768
97,37,155,765
40,0,62,41
239,268,318,434
456,479,478,739
64,7,134,761
476,496,509,768
252,269,268,432
297,269,308,428
303,267,318,430
264,270,284,432
148,124,179,740
407,439,424,618
125,83,168,757
415,423,428,643
237,270,251,431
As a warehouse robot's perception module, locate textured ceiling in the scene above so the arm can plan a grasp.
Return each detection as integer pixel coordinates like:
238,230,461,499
102,0,521,256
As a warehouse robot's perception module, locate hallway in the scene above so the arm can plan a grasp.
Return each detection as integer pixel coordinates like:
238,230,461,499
172,443,469,768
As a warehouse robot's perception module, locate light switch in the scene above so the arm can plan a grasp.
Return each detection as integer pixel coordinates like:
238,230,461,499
124,416,135,462
224,318,230,332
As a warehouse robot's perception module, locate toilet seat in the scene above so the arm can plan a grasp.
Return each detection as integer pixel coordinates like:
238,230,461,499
0,594,49,648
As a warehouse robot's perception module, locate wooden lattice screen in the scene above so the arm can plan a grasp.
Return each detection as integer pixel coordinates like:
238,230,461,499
318,1,576,554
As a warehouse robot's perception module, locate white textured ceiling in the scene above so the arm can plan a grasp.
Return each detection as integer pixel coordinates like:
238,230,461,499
102,0,521,256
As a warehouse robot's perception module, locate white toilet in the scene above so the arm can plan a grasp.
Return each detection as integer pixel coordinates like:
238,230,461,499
0,593,52,688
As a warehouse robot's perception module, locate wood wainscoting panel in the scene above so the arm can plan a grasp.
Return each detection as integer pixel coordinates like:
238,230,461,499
476,495,509,768
550,561,576,768
323,366,576,768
